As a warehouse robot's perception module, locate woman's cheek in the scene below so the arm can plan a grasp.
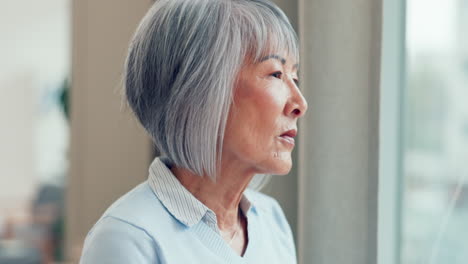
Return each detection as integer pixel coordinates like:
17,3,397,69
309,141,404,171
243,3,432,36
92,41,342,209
262,88,287,110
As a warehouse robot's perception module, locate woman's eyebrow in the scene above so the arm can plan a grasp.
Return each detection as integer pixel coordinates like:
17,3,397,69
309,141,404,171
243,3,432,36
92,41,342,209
260,54,299,70
260,54,286,65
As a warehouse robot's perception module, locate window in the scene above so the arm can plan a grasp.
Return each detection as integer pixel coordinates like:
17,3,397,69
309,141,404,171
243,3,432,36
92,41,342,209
381,0,468,263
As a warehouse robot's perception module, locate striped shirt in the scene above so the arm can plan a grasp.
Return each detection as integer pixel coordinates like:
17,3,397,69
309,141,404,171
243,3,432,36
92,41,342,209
147,157,253,234
79,157,297,264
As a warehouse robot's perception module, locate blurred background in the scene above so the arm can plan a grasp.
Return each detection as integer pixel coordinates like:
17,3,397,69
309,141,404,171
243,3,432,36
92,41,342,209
401,0,468,263
0,0,69,263
0,0,467,263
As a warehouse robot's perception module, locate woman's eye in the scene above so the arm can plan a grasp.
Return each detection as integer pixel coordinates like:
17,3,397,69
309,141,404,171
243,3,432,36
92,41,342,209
270,71,282,79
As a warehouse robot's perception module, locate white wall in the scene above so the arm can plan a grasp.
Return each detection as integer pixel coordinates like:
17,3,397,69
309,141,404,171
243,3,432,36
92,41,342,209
0,0,70,215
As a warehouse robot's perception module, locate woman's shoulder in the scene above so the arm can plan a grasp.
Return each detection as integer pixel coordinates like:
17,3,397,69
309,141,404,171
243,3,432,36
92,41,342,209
80,182,163,263
80,215,161,263
90,181,182,233
79,182,180,263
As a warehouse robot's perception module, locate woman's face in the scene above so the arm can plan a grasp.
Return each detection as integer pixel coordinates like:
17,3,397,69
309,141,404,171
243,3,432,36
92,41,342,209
222,53,308,175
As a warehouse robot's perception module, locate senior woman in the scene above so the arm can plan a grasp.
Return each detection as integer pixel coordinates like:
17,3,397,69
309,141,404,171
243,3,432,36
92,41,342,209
79,0,307,263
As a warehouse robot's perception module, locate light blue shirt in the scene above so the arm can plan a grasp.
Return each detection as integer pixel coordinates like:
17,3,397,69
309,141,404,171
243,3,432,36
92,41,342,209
79,157,297,264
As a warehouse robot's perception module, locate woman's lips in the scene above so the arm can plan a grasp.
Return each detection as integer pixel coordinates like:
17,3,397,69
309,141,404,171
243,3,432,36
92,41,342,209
279,128,297,147
278,135,295,147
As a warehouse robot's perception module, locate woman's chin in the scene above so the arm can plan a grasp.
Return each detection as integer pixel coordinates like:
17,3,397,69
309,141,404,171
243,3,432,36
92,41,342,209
276,164,293,175
248,151,293,175
268,158,293,175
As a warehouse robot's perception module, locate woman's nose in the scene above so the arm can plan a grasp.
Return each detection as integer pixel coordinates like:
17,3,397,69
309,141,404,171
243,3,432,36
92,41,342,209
285,80,308,118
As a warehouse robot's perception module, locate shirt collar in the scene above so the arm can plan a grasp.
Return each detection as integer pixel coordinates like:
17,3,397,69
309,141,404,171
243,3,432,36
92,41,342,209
147,157,256,228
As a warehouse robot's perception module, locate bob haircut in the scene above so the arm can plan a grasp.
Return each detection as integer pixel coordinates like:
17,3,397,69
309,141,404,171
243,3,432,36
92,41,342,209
124,0,298,187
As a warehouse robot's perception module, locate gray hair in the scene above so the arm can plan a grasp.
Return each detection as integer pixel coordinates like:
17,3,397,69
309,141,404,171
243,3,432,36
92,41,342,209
124,0,298,188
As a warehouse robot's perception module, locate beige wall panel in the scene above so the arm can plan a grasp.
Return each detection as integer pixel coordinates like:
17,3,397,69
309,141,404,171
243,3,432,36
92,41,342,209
67,0,153,257
297,0,381,263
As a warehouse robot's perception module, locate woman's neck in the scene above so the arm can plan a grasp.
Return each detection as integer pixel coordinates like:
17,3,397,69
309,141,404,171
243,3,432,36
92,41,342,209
170,161,255,230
